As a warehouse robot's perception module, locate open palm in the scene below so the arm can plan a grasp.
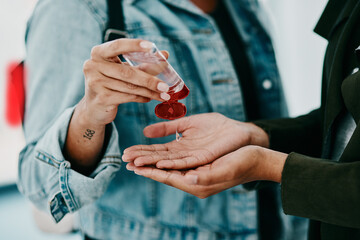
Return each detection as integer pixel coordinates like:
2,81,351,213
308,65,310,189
122,113,262,169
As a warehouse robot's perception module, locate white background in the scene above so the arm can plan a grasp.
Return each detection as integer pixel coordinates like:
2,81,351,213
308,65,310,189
0,0,327,185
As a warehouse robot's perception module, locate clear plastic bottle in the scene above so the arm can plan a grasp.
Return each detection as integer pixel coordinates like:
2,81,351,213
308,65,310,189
123,43,189,120
123,43,185,94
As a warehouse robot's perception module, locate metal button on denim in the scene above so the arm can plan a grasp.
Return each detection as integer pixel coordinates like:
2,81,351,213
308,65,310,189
262,79,272,90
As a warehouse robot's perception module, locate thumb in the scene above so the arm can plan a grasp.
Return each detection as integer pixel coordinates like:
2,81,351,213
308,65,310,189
143,117,190,138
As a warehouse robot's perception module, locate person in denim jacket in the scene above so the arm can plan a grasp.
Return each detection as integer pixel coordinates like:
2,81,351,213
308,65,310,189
18,0,301,239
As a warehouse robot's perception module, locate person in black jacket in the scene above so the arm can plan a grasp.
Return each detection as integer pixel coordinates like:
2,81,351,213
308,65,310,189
123,0,360,239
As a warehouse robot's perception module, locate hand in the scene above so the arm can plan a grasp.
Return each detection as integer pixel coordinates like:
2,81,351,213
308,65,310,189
64,38,171,173
122,113,269,169
78,38,171,128
126,146,287,198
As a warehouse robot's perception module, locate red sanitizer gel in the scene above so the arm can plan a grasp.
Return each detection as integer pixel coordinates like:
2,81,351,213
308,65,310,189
123,43,189,120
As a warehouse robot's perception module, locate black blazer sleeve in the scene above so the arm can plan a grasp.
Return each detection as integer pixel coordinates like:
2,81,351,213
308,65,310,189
281,152,360,228
253,108,323,157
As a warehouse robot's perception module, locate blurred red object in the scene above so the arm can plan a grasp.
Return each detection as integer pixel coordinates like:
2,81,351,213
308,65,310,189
5,61,26,126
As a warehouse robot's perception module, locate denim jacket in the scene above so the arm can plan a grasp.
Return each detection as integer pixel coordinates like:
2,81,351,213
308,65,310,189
18,0,287,239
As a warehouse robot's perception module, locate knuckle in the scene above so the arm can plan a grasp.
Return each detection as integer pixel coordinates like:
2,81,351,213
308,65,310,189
210,112,222,118
145,76,156,89
125,82,138,90
113,38,124,49
119,66,135,79
90,46,100,58
83,59,94,73
162,172,172,185
108,40,119,53
87,76,102,89
109,39,126,54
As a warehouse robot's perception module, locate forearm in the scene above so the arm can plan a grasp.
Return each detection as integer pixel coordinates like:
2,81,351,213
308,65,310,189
19,107,122,222
281,153,360,228
64,99,107,175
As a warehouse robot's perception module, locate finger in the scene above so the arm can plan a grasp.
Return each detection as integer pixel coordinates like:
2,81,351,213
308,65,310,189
85,68,169,102
184,157,236,186
101,74,167,102
89,86,150,106
143,117,191,138
96,61,170,94
126,162,136,171
183,172,243,197
91,39,154,60
130,165,237,198
132,151,191,168
131,166,184,187
105,88,152,105
123,150,169,164
111,92,151,104
156,151,212,169
137,61,168,76
122,144,170,160
127,148,212,169
131,166,234,198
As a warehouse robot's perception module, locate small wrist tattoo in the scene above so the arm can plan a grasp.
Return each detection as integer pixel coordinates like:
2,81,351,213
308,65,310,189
83,129,95,140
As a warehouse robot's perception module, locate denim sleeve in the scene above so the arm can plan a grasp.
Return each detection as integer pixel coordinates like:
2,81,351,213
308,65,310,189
18,107,122,223
17,0,120,223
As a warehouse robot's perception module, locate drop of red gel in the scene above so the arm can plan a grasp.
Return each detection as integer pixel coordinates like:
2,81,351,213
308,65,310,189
155,85,189,120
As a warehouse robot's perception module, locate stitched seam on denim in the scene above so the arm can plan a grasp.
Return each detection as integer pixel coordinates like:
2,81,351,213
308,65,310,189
78,0,106,31
98,161,122,166
102,155,122,160
36,150,63,166
100,156,122,165
59,163,78,212
35,155,60,169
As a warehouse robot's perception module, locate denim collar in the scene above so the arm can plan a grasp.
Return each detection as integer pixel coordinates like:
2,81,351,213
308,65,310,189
129,0,206,16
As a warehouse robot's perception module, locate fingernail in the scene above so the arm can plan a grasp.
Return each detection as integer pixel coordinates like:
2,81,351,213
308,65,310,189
157,161,172,169
185,175,198,185
122,154,129,162
160,92,171,101
157,82,169,92
134,160,144,167
126,164,135,171
134,170,143,176
139,41,154,49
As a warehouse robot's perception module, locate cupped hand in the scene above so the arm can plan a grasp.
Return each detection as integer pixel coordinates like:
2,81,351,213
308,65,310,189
126,145,286,198
122,113,269,169
78,38,171,127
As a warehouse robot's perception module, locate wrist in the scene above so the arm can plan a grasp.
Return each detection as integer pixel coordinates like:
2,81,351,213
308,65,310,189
74,98,107,131
258,148,287,183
